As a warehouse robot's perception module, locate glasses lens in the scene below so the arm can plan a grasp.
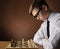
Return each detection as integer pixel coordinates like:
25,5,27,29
34,15,37,18
34,9,40,18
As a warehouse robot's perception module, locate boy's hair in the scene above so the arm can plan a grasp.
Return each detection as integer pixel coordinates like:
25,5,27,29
29,0,49,15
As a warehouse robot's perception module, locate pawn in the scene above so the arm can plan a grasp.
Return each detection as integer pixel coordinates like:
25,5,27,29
11,40,15,47
14,40,17,47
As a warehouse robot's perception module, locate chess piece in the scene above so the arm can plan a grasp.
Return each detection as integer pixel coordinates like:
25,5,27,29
11,40,15,47
22,38,25,47
6,39,38,49
11,40,17,47
28,40,31,48
30,39,35,47
14,40,17,47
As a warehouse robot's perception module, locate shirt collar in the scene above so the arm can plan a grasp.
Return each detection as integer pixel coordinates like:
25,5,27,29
48,12,55,21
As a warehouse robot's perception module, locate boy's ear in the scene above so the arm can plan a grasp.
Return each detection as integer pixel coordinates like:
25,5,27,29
42,5,48,11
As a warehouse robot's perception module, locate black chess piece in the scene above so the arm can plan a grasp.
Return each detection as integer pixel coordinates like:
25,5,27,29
11,40,14,47
11,40,17,47
14,40,17,47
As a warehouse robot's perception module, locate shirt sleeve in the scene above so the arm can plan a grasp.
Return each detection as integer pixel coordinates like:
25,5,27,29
33,24,45,45
33,25,53,49
42,39,53,49
33,21,53,49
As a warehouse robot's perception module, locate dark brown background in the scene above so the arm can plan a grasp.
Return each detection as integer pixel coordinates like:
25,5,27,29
0,0,60,41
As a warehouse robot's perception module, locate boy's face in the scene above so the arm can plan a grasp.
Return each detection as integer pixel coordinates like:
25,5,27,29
32,5,48,21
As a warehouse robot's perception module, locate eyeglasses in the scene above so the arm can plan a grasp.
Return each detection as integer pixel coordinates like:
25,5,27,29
30,7,42,18
33,7,42,18
34,9,40,18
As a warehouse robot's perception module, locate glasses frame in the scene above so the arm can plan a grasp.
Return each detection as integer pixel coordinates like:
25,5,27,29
34,7,42,18
34,10,40,18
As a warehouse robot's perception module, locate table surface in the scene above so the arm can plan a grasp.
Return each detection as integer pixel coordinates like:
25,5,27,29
0,41,43,49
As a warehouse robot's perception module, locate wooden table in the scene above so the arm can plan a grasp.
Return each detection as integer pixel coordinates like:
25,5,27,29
0,41,10,49
0,41,43,49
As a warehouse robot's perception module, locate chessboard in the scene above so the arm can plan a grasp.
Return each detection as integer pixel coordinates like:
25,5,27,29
6,39,38,49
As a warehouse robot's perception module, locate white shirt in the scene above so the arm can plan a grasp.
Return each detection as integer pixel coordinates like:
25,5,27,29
33,12,60,49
